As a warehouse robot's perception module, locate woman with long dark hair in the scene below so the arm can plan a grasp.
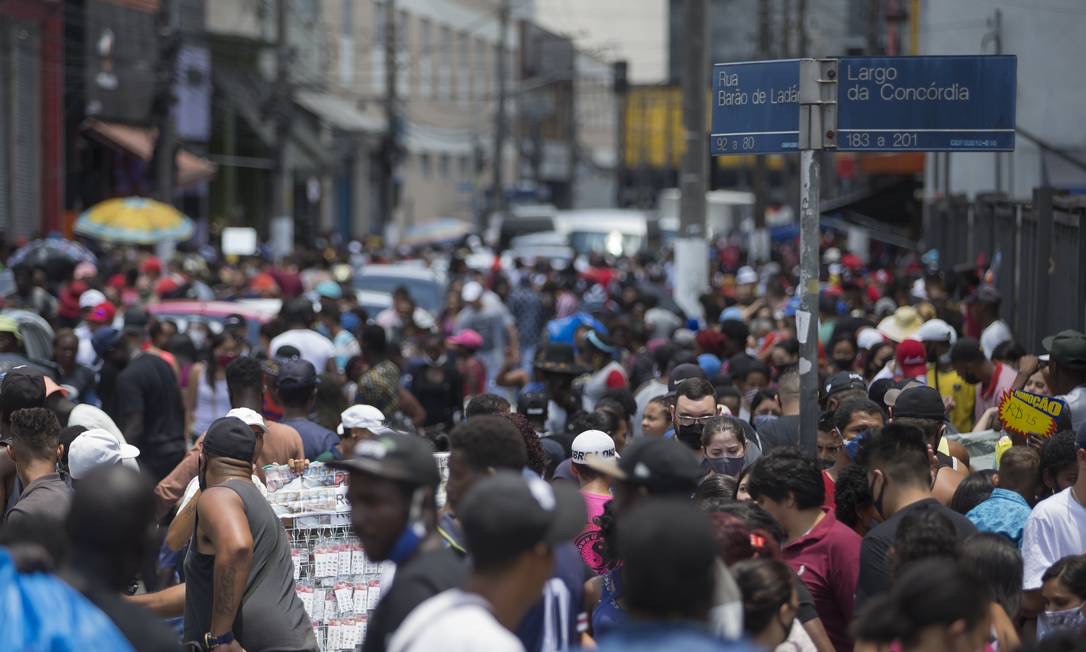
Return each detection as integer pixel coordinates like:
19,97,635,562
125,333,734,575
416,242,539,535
183,330,240,438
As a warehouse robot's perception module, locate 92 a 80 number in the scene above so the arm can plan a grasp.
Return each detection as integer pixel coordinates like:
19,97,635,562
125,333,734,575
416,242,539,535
714,136,757,152
844,131,918,148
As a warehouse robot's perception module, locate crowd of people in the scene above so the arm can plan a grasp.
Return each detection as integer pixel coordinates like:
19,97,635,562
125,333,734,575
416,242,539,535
0,235,1085,652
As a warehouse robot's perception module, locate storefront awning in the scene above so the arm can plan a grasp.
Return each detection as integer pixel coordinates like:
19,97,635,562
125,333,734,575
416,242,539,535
295,91,386,134
82,119,216,187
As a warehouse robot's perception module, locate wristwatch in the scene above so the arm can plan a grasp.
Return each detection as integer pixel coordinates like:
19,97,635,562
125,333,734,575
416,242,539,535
204,631,235,650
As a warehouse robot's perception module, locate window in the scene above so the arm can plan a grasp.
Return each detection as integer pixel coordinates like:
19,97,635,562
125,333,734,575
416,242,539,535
419,18,431,99
420,153,432,179
474,38,487,102
439,153,450,179
338,0,354,86
459,32,470,105
458,155,469,178
438,25,451,101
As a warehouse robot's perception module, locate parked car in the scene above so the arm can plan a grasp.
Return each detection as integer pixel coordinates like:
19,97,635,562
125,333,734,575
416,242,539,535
148,301,273,344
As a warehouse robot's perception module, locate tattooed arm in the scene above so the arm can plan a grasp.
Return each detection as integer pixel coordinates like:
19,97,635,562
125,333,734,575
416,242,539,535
198,486,254,639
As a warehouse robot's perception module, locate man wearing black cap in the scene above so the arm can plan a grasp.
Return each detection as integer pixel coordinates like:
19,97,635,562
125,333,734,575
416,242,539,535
533,343,587,435
388,471,586,652
1018,330,1086,432
184,417,318,651
274,358,339,460
581,437,704,638
821,371,868,414
889,385,970,505
329,433,466,652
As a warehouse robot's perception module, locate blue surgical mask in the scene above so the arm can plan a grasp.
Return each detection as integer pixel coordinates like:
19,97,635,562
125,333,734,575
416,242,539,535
753,414,779,428
702,456,744,478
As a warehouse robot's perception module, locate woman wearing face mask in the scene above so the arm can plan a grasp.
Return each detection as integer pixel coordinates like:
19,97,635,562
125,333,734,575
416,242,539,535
750,389,782,431
699,417,758,477
828,334,858,373
1038,554,1086,640
732,558,801,649
184,331,240,439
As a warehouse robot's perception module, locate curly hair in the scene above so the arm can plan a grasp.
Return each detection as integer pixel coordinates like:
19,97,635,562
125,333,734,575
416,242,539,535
10,407,62,460
500,412,547,476
449,415,527,472
835,463,873,531
592,498,620,571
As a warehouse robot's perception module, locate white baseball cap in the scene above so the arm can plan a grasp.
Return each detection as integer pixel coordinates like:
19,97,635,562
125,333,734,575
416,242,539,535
916,319,957,345
571,430,616,464
79,289,107,310
68,429,140,480
736,266,758,285
856,327,886,351
462,281,484,303
338,404,393,436
226,407,268,433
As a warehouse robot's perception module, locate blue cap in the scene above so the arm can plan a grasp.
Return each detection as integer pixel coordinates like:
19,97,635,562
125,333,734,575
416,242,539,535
697,353,722,378
340,311,362,333
91,327,124,358
719,306,744,322
316,280,343,300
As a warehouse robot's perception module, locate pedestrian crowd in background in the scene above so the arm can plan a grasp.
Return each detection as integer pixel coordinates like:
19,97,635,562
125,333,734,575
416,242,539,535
0,232,1085,652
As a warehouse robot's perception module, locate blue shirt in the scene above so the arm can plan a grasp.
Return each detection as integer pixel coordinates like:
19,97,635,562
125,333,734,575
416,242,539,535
594,621,758,652
516,543,586,652
966,488,1033,546
280,417,339,461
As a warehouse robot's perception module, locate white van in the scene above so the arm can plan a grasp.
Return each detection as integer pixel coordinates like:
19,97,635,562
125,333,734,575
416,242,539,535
552,209,653,257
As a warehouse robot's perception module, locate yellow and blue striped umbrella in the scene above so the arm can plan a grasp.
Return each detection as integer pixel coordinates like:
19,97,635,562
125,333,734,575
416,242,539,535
75,197,194,244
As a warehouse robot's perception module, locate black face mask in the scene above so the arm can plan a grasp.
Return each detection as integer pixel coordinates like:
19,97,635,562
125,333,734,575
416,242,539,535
818,457,835,470
702,456,744,477
676,424,703,450
961,371,981,385
832,358,854,371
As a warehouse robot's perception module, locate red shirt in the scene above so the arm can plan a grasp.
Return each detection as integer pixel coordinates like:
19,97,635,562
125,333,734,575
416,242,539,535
783,510,862,652
822,470,836,510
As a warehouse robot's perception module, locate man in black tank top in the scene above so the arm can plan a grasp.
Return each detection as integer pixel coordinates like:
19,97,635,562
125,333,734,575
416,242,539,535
183,416,318,652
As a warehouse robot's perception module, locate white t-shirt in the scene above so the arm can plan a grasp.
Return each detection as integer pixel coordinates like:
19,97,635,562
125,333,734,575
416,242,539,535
1021,487,1086,590
980,320,1013,358
1056,385,1086,432
269,329,336,372
387,589,525,652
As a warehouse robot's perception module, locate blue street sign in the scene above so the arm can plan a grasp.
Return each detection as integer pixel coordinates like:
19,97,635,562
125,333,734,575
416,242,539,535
837,55,1016,152
711,60,801,155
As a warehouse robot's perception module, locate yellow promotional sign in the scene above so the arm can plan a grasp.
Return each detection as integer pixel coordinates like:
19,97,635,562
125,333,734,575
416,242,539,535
997,390,1065,439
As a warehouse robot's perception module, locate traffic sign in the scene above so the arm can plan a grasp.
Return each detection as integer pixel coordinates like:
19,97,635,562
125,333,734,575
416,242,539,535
836,55,1016,152
711,60,801,155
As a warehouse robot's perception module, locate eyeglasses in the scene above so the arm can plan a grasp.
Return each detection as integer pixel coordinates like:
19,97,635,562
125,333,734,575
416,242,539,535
676,414,715,427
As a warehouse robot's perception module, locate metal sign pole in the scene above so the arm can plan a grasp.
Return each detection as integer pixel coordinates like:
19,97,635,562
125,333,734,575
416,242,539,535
796,59,836,454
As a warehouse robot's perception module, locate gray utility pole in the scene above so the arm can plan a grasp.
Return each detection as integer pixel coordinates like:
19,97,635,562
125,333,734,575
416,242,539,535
674,0,709,321
796,58,836,454
378,0,398,235
752,0,770,229
489,0,510,231
152,0,179,204
272,0,293,234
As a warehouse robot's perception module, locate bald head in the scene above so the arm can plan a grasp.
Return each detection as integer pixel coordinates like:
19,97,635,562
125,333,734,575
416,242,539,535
66,465,155,553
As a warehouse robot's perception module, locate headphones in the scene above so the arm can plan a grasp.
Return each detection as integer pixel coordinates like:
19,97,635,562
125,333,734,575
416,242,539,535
387,486,428,565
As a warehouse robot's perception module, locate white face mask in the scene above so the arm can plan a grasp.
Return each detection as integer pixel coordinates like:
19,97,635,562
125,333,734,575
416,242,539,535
1037,602,1086,640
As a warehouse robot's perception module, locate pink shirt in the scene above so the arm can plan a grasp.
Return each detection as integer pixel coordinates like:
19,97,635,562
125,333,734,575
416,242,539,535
574,490,612,574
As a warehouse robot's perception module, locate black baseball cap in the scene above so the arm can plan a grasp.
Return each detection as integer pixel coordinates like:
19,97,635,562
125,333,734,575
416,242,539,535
458,470,587,566
965,284,1001,304
824,371,867,398
224,313,248,330
275,358,318,391
583,437,702,495
891,385,947,421
203,416,257,462
668,363,708,392
329,433,440,487
518,392,548,419
1043,329,1086,371
123,307,150,334
1,369,46,420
